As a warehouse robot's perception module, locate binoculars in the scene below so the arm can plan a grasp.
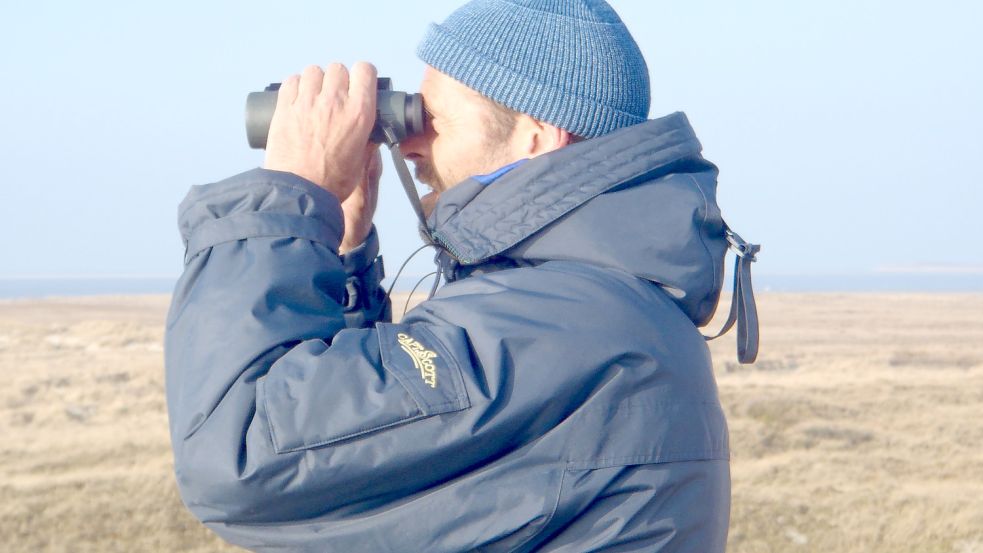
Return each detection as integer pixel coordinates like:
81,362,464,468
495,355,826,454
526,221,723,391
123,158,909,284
245,77,425,149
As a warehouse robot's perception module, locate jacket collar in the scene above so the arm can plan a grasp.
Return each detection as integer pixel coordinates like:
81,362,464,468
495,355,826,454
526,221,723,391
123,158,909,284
427,112,703,265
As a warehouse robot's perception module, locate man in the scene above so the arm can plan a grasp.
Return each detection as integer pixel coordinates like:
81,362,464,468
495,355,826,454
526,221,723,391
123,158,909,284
166,1,741,551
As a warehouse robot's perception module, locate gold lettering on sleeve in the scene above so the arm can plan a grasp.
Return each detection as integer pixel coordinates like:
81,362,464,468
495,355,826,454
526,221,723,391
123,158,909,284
397,333,438,388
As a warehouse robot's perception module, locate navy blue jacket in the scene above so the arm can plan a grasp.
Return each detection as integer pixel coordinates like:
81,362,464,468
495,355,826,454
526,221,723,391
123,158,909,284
166,112,731,552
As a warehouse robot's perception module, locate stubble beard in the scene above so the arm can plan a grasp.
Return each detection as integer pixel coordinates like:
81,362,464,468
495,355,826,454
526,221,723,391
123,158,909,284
412,160,446,193
412,145,514,195
411,125,517,196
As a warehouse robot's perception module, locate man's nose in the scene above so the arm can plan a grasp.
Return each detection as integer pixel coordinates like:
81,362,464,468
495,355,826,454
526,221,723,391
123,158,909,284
398,125,432,159
399,134,422,158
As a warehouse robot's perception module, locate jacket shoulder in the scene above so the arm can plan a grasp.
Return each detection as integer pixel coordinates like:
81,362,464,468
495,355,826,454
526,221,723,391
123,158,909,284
407,260,729,467
422,260,702,347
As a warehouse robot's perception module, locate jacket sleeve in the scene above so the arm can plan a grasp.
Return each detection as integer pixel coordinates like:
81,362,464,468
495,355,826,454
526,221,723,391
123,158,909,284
165,168,477,524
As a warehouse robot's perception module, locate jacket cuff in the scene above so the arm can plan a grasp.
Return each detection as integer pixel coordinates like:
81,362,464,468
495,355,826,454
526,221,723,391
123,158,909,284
339,226,392,328
340,225,381,275
178,168,344,264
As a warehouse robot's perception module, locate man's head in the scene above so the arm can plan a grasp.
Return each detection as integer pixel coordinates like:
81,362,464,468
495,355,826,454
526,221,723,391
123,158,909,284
402,0,650,204
401,67,576,196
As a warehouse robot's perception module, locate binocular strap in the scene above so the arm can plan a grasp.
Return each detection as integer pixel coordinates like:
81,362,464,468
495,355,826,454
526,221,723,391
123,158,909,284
704,228,761,364
386,142,433,243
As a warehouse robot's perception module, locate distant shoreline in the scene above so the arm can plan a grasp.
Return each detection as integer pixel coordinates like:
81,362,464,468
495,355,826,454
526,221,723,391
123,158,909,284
0,272,981,299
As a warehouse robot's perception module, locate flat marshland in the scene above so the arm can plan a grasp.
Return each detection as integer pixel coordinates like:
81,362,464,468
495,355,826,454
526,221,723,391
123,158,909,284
1,293,980,552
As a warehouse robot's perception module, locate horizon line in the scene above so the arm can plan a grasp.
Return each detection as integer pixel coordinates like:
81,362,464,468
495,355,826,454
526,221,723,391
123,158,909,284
2,266,982,280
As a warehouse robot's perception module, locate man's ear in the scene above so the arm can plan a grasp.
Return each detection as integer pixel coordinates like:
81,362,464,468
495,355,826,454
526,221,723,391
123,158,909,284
514,115,572,158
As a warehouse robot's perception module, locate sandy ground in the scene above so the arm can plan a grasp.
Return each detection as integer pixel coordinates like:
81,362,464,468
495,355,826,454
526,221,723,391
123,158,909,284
1,292,981,552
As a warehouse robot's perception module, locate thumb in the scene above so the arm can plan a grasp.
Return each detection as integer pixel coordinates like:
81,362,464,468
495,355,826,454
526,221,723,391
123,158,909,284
366,147,383,185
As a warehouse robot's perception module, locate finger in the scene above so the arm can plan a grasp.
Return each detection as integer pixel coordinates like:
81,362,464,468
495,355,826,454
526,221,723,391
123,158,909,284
365,146,383,185
347,62,377,141
277,74,300,108
349,61,377,116
321,63,349,102
296,65,324,105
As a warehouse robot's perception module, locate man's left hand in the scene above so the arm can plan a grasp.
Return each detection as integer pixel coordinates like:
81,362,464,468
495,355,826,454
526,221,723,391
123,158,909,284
339,146,382,254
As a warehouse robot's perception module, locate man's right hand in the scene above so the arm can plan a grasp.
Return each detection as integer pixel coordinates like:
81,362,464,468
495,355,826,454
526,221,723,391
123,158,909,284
264,63,378,204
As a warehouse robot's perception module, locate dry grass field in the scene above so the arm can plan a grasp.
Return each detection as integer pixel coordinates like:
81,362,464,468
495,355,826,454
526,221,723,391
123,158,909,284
1,292,980,552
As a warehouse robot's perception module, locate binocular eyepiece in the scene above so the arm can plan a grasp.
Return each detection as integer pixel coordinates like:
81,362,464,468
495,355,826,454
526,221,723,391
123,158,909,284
245,77,425,149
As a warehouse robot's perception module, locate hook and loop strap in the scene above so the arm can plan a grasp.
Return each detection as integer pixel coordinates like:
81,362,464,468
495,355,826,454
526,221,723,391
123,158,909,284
705,229,761,364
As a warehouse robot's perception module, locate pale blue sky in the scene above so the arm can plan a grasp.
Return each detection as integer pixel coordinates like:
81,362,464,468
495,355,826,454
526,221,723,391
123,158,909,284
1,0,980,284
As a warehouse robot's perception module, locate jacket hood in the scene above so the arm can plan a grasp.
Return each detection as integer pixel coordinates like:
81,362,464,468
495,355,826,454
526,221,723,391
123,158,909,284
428,112,728,326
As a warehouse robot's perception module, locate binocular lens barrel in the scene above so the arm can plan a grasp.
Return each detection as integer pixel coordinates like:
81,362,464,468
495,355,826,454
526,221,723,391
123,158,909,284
245,78,425,149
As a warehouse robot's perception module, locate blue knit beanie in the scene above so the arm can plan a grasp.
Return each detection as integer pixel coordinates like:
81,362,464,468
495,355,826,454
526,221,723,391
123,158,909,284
416,0,650,138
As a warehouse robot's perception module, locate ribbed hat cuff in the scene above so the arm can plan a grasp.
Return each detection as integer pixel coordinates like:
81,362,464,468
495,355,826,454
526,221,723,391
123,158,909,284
417,23,646,138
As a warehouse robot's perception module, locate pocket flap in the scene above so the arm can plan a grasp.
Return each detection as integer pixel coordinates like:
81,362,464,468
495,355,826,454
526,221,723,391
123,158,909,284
376,323,471,414
259,325,471,454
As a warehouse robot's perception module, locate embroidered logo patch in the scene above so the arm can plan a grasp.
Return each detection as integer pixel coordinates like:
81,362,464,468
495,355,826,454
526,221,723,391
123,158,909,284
397,333,438,388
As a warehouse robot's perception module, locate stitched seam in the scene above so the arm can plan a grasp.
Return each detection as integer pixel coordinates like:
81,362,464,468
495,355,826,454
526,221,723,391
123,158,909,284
739,271,750,353
686,173,717,307
445,147,636,261
179,180,339,221
511,467,567,552
259,379,283,453
273,413,429,454
448,136,699,262
566,449,730,470
377,325,429,415
416,326,473,408
185,231,335,259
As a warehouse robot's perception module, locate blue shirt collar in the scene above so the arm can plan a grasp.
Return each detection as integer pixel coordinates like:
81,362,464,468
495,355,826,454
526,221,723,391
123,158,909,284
472,159,528,186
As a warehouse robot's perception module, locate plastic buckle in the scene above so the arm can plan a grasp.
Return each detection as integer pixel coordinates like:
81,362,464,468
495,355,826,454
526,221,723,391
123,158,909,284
726,230,760,262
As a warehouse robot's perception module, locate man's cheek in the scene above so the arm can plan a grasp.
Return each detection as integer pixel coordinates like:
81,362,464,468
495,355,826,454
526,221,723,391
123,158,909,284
412,161,435,185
